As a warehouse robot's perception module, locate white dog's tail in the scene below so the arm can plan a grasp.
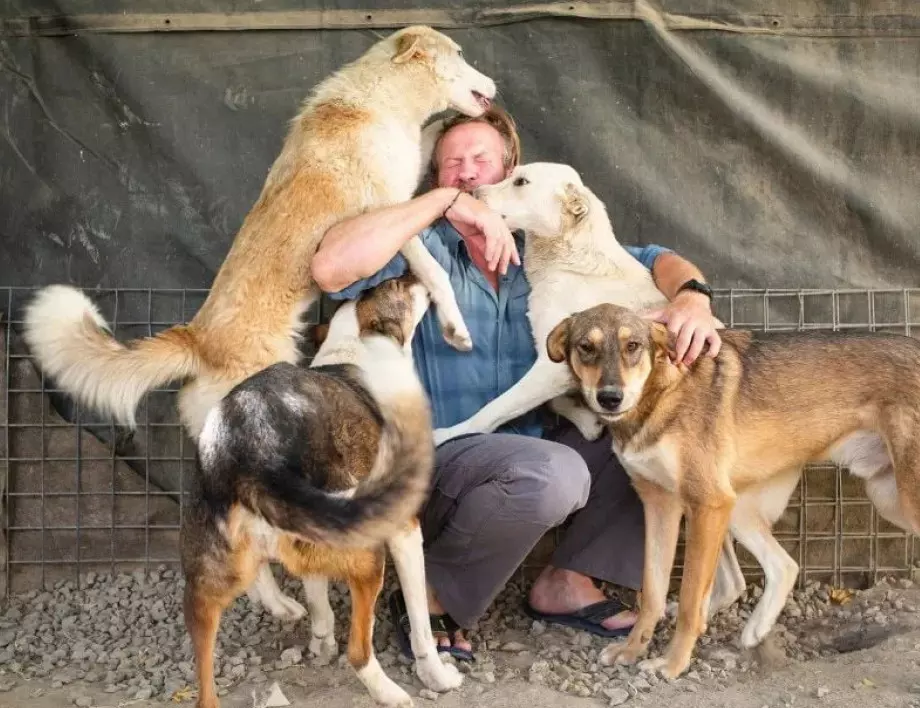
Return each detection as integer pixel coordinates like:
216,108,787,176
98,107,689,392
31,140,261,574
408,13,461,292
22,285,201,427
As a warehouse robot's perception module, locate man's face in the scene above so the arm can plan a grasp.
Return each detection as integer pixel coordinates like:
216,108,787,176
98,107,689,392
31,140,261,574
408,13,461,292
435,122,509,192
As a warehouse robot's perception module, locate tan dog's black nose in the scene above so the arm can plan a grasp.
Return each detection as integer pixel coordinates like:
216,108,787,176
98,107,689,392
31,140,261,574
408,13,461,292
596,386,624,411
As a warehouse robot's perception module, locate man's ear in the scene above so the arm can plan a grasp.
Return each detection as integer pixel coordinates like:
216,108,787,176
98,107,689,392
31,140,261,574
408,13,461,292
562,183,590,227
546,319,571,363
650,322,676,361
393,32,425,64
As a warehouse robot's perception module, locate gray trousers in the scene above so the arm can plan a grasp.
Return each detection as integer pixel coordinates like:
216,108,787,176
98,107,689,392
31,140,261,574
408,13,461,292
420,423,645,629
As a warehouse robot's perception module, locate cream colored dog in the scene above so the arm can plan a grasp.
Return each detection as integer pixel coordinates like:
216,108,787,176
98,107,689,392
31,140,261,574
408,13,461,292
23,26,494,623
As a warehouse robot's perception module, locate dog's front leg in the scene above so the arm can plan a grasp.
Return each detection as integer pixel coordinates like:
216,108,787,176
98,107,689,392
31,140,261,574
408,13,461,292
434,358,572,445
387,523,463,693
600,479,682,669
642,492,735,680
400,237,472,351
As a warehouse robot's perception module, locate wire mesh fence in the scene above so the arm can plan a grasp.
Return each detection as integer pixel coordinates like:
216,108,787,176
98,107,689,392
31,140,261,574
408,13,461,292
1,286,919,598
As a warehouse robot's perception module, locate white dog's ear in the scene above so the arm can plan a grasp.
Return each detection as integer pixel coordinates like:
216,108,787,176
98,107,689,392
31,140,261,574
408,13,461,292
393,32,426,64
562,183,590,227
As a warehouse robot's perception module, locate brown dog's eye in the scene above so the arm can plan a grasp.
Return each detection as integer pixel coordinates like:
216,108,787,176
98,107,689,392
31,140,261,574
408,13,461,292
625,341,640,354
576,341,593,356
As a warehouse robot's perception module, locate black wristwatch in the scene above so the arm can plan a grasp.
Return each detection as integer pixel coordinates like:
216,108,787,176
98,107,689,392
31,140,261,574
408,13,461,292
676,278,713,301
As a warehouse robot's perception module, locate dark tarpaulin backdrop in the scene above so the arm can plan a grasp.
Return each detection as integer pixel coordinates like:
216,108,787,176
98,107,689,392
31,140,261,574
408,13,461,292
2,1,920,291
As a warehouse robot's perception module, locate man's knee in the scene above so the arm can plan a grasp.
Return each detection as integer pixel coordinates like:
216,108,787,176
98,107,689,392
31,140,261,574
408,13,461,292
501,442,591,526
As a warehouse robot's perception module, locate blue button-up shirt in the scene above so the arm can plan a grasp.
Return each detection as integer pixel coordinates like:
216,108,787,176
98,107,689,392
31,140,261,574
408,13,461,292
329,218,669,438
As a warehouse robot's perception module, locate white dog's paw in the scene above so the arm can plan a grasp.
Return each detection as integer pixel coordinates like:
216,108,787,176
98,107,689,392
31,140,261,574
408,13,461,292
416,656,463,692
309,633,339,665
255,591,307,622
578,417,605,441
433,427,462,447
740,612,774,649
442,321,473,352
370,677,414,707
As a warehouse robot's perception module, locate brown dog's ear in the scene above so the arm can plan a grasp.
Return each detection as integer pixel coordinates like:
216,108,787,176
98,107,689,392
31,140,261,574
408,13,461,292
393,32,425,64
562,183,590,227
546,319,571,363
650,322,676,361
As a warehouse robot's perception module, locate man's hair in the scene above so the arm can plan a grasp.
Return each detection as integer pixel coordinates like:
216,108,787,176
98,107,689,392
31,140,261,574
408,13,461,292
432,105,522,170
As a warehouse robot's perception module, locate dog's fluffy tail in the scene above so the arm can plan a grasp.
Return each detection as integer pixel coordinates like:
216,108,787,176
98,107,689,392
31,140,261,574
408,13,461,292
199,364,433,548
22,285,201,427
251,425,430,547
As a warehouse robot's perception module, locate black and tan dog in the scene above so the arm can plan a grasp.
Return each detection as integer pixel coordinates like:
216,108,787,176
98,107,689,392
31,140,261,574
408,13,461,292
547,302,920,679
181,276,462,708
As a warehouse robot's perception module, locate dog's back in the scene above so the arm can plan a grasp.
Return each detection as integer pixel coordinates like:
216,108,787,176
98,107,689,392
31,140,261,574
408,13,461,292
192,360,429,550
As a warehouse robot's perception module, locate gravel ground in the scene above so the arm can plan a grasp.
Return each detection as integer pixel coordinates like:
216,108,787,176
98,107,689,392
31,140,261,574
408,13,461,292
0,567,919,707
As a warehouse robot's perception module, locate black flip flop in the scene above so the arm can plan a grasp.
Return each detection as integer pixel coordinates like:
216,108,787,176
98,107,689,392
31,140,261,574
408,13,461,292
388,590,475,663
523,598,635,638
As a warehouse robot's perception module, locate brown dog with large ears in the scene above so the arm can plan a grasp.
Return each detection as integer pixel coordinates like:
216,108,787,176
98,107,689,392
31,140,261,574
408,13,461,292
549,301,920,680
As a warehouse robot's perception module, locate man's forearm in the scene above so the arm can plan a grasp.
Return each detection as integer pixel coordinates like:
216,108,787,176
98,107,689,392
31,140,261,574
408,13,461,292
652,252,710,306
312,187,460,292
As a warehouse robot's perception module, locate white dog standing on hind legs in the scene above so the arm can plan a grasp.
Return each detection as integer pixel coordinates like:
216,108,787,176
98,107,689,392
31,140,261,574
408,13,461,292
23,25,497,622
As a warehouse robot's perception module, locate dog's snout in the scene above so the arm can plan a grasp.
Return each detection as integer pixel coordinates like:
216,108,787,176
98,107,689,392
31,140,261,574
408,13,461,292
596,387,624,411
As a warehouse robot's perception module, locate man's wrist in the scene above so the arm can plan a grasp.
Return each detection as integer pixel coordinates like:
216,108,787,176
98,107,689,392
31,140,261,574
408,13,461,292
673,288,713,310
442,188,463,218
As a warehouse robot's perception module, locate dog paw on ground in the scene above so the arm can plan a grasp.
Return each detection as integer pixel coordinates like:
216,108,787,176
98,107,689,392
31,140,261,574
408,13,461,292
416,657,464,692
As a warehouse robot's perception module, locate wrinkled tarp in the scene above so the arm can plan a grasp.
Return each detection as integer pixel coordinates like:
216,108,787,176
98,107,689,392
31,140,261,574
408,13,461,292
2,1,920,291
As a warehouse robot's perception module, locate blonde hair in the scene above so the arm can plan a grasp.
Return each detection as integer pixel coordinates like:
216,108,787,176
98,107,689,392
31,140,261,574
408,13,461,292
432,104,522,170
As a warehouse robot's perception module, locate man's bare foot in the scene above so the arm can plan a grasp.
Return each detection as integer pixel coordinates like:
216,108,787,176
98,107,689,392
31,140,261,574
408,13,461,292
427,584,473,654
528,566,637,632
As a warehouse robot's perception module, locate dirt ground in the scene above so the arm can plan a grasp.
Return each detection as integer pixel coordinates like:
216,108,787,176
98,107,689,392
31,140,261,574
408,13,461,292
2,585,919,708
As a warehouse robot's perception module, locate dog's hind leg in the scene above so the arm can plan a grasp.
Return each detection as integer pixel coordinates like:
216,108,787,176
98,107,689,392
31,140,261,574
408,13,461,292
400,237,472,351
703,535,746,619
388,522,463,693
348,554,413,707
247,564,307,621
600,479,682,669
184,555,259,708
303,575,338,663
879,408,920,535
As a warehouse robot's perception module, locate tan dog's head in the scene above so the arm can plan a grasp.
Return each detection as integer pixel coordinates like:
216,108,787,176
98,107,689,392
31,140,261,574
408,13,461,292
355,275,431,351
370,26,496,118
547,303,673,419
473,162,595,237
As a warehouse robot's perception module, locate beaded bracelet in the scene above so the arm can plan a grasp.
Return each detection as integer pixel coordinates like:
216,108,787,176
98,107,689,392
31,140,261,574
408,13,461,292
443,189,462,217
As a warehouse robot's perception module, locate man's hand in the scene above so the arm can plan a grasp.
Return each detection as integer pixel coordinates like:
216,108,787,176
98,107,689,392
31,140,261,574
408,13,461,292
446,193,521,274
644,291,722,366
